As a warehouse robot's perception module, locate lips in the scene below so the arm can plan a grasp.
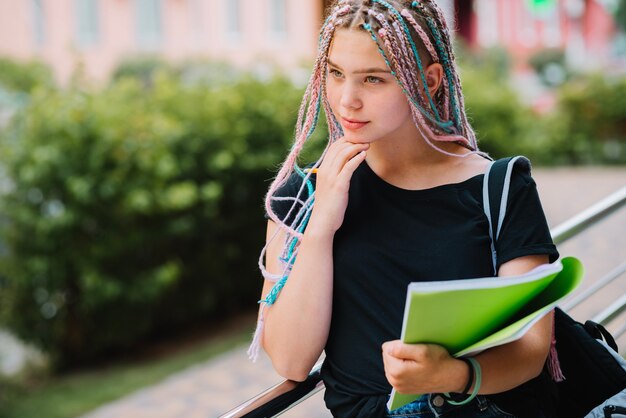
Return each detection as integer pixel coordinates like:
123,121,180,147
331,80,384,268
341,117,369,131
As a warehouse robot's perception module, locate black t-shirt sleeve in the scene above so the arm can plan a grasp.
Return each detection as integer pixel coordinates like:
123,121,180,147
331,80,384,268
495,159,559,269
264,170,316,225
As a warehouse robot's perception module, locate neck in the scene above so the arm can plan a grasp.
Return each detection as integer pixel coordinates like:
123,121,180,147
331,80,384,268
364,128,479,190
367,128,470,173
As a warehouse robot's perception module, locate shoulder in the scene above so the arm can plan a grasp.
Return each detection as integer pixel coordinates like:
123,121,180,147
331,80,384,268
465,153,492,175
445,153,490,184
509,156,535,188
490,155,535,188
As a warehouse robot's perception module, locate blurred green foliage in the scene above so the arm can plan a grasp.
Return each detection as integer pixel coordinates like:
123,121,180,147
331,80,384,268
461,65,542,159
456,43,512,82
528,48,569,87
455,45,547,160
0,57,53,93
467,71,626,164
616,0,626,31
546,74,626,164
111,56,177,84
459,47,626,164
0,70,304,369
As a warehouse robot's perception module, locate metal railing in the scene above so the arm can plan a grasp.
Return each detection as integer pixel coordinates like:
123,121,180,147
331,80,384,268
220,185,626,418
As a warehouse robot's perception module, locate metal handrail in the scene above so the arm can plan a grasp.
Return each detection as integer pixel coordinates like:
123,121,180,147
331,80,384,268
561,262,626,311
550,186,626,245
219,362,324,418
219,185,626,418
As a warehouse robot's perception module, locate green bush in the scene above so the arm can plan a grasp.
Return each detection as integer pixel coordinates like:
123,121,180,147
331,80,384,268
460,66,547,161
456,47,559,163
0,73,304,368
528,48,569,87
548,74,626,164
616,0,626,32
112,57,244,87
0,57,53,93
456,44,512,83
111,56,176,85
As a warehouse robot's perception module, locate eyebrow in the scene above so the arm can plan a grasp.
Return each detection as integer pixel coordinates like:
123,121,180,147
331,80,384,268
327,59,391,74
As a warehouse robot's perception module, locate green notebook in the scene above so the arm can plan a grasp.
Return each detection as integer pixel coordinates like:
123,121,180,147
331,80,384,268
387,256,584,411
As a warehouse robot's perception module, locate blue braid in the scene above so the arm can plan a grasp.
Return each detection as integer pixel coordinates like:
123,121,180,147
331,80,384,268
306,94,323,139
411,1,462,131
318,14,333,45
371,0,442,122
262,165,316,306
362,23,454,132
261,276,286,305
294,164,315,197
301,23,336,142
363,23,395,75
423,15,462,129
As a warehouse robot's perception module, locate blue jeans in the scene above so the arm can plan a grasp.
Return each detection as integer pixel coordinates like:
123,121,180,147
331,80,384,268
387,394,516,418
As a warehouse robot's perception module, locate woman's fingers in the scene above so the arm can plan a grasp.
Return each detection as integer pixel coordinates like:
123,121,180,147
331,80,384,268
319,139,357,173
324,140,369,177
307,138,368,233
336,149,367,184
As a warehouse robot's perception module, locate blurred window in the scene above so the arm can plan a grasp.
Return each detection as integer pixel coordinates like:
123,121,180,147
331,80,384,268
189,0,206,49
517,0,537,47
542,6,561,47
226,0,241,36
136,0,162,48
269,0,287,36
75,0,100,47
31,0,45,46
476,0,499,47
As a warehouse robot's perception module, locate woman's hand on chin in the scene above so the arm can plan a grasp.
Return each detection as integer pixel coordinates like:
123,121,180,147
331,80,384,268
307,138,369,235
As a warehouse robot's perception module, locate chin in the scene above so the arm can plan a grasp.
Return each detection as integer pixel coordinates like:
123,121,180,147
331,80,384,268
343,135,374,144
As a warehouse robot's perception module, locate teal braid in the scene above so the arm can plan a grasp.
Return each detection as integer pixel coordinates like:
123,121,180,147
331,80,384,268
300,13,341,142
307,95,323,138
362,23,395,75
262,164,316,306
371,0,442,123
317,14,336,47
363,19,454,131
294,164,315,198
426,16,461,128
261,276,286,305
410,1,461,129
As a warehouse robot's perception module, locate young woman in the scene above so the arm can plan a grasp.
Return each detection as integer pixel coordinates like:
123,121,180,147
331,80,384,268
249,1,560,416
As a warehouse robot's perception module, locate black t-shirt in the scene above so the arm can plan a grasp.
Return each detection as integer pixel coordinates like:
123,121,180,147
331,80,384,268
268,159,559,418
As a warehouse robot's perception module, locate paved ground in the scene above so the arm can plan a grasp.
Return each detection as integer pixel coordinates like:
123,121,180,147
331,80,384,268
81,167,626,418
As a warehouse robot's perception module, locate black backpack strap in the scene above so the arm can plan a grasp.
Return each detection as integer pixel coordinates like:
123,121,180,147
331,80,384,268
584,320,619,352
482,156,527,275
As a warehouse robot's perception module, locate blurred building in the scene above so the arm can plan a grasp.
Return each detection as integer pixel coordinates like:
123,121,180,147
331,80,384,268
0,0,323,84
0,0,619,85
456,0,619,72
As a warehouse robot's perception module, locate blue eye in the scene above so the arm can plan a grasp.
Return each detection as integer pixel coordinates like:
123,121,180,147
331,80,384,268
365,76,382,84
329,69,343,78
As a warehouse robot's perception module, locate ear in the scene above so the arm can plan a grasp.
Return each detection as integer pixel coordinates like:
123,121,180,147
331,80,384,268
425,63,443,96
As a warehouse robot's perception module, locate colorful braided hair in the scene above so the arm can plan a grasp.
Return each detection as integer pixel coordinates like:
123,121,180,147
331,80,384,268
248,0,483,361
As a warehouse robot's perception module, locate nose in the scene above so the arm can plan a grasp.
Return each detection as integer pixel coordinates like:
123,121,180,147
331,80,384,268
339,82,362,110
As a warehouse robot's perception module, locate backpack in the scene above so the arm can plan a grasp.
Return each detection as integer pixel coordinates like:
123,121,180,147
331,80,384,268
483,156,626,418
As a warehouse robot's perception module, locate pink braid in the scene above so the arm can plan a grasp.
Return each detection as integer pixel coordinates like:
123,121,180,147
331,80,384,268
400,9,450,120
400,9,438,63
